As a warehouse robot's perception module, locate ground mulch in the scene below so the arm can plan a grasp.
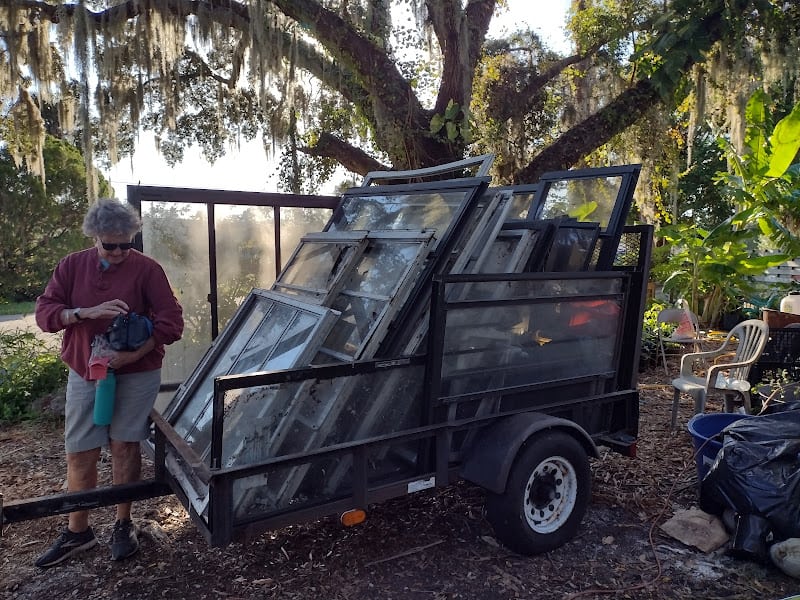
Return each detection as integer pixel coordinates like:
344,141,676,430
1,363,798,599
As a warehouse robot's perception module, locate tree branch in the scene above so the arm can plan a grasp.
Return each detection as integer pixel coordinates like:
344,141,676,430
517,1,731,182
284,33,373,120
15,0,251,30
183,49,235,87
515,79,662,182
272,0,427,129
300,132,386,176
519,45,604,98
17,0,429,162
17,0,396,124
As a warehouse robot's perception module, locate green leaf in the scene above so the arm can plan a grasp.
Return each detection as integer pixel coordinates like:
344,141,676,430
744,90,768,163
444,100,459,120
740,254,792,270
430,113,444,134
569,200,598,220
766,101,800,177
445,121,458,141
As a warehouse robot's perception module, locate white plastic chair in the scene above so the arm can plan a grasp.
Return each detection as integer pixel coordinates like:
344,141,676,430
657,306,704,375
670,319,769,428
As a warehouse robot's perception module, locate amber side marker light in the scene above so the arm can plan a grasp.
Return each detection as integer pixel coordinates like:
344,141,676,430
625,441,637,458
340,509,366,527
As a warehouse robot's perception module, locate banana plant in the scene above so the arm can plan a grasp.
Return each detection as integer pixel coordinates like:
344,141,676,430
658,221,790,327
715,91,800,251
657,91,800,327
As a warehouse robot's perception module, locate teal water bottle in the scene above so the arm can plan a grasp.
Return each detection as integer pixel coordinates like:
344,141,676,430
94,370,116,425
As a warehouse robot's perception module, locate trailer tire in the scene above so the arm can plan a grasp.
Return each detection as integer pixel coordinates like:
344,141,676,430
485,430,591,555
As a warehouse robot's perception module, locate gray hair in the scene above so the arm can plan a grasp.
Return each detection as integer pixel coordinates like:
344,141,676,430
82,198,142,238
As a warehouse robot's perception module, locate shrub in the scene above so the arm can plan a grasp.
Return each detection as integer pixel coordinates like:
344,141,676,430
639,301,670,371
0,331,67,423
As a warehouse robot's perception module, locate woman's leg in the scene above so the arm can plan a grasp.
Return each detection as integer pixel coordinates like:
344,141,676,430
66,447,101,532
109,439,141,521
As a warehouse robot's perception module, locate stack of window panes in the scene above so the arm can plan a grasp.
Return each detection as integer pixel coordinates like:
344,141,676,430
162,177,506,517
161,165,639,525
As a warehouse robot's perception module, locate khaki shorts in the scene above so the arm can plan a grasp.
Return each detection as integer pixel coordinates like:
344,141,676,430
64,368,161,454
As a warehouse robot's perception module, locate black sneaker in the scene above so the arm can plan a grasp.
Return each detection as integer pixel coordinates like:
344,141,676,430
35,526,98,568
110,519,139,561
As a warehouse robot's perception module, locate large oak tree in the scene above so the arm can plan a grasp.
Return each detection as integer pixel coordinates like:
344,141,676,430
1,0,797,196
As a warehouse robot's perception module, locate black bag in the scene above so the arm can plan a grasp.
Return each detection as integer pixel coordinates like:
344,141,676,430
106,312,153,351
700,410,800,542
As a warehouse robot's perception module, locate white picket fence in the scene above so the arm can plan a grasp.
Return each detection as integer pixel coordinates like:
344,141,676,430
757,259,800,284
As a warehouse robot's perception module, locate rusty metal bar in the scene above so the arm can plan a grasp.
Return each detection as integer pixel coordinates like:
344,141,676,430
1,481,171,525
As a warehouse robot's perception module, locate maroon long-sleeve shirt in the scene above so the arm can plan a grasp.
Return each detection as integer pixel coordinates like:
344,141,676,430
35,247,184,380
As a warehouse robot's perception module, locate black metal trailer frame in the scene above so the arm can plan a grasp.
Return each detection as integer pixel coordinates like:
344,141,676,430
2,161,653,557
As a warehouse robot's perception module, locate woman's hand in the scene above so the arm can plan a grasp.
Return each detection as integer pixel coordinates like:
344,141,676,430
107,337,155,370
108,350,137,370
82,299,129,320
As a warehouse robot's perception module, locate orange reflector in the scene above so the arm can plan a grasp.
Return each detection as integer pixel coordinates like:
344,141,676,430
340,509,366,527
626,441,638,458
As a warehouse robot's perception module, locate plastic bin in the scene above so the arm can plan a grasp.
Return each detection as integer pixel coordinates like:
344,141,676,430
749,326,800,385
762,309,800,329
687,413,752,480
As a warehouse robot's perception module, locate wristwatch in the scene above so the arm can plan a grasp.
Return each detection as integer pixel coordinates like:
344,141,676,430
73,308,84,321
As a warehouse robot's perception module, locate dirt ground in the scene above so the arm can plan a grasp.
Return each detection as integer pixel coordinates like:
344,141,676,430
1,363,798,600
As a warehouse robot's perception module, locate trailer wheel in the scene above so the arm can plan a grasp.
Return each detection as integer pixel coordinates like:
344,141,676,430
485,430,590,555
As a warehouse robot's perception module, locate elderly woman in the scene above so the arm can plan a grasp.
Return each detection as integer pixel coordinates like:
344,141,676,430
35,198,183,568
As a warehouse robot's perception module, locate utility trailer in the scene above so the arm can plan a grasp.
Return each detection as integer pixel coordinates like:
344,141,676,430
2,158,652,556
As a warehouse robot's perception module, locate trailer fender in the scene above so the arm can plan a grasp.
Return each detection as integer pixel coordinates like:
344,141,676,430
460,413,599,494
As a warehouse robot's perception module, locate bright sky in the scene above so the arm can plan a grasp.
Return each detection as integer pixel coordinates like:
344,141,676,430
104,0,572,199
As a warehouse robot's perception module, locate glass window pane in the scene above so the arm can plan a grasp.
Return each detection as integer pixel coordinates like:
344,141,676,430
278,207,332,272
172,296,273,439
510,192,536,219
446,276,622,303
141,201,211,409
316,237,432,359
214,206,279,329
323,296,383,357
442,299,621,395
441,277,624,396
168,292,337,452
219,365,425,519
538,176,623,229
221,382,304,467
277,240,361,299
229,303,296,373
467,230,536,274
329,190,470,234
544,227,599,271
345,241,423,296
269,312,320,369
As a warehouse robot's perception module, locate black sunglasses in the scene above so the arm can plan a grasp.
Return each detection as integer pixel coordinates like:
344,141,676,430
100,242,135,251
